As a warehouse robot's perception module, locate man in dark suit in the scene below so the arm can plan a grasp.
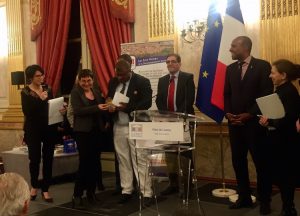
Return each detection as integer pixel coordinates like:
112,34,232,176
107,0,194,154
156,53,195,196
107,59,153,206
224,36,273,215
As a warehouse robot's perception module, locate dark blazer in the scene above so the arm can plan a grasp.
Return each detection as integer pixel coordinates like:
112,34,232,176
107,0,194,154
267,82,300,183
107,72,152,115
224,57,273,116
21,86,54,130
268,82,300,144
71,85,107,132
156,71,195,114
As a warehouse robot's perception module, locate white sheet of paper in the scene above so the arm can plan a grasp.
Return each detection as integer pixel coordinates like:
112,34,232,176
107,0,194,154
256,93,285,119
112,92,129,106
48,97,64,125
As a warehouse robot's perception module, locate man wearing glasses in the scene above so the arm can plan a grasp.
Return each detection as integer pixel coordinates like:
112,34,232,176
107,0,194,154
156,53,195,196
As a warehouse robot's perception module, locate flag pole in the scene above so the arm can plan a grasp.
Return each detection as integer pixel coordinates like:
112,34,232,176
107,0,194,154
211,123,236,197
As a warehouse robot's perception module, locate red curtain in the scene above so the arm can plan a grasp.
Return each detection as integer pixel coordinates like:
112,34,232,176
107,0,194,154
81,0,132,96
36,0,72,96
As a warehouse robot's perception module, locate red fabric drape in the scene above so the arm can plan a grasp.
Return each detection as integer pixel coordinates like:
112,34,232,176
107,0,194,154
81,0,132,96
37,0,72,96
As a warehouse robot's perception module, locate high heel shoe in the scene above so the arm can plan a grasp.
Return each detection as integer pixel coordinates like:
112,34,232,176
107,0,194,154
41,192,53,203
30,188,38,201
30,194,37,201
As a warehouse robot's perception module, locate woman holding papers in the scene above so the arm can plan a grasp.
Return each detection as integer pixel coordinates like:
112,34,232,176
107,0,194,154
21,65,57,202
259,59,300,216
70,69,108,209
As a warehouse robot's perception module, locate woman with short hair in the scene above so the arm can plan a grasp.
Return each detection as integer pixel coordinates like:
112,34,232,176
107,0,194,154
21,64,57,202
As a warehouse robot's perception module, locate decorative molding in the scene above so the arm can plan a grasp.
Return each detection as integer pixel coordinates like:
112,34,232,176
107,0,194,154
30,0,41,27
261,0,299,19
112,0,129,9
148,0,174,40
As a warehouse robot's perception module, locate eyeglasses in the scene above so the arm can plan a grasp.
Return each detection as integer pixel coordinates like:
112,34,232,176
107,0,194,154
166,60,178,64
33,74,44,78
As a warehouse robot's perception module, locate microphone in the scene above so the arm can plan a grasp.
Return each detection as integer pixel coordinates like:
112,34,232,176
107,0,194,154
42,84,48,91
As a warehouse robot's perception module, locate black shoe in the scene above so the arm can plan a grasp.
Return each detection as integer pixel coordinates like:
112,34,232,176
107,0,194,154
118,194,132,204
229,198,253,209
72,196,86,210
30,188,38,201
160,186,179,196
280,207,297,216
143,197,153,207
260,202,271,215
30,194,37,201
86,193,100,204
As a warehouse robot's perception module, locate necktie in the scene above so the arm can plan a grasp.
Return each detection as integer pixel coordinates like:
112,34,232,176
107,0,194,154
167,75,175,111
238,61,245,80
120,83,126,94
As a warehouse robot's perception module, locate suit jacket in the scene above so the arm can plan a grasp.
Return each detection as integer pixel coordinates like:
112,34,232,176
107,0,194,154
224,57,273,116
107,72,152,117
269,82,300,144
71,85,107,132
156,71,195,114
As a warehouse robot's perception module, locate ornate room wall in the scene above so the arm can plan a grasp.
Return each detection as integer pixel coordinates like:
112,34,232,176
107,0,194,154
1,0,299,182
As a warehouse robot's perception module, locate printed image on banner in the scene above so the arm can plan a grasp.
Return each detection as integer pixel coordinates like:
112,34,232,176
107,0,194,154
121,40,174,110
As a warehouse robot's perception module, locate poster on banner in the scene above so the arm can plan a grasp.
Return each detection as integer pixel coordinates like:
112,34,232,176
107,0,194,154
121,40,174,109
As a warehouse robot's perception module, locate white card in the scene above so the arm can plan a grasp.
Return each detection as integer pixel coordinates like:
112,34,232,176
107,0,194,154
112,92,129,106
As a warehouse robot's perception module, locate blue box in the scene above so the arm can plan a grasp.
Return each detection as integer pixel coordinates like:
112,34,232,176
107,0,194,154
63,139,77,153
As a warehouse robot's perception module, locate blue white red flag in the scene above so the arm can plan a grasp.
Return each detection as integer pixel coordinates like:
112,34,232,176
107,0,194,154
196,0,245,123
211,0,246,110
195,0,224,123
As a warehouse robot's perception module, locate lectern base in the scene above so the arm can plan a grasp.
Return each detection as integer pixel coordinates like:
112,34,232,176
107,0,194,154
212,188,236,198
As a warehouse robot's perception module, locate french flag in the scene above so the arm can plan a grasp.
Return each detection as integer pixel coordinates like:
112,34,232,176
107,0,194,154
211,0,246,110
196,0,245,123
195,0,224,123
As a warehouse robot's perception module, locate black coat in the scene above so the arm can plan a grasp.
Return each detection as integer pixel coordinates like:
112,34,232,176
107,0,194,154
107,72,153,116
156,71,195,114
71,85,107,132
268,82,300,184
224,57,273,116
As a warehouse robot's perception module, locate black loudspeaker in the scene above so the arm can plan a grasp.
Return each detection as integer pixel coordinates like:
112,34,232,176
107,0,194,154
11,71,25,89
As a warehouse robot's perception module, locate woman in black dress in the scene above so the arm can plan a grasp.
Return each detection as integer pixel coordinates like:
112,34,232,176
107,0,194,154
71,69,108,209
259,59,300,216
21,65,58,202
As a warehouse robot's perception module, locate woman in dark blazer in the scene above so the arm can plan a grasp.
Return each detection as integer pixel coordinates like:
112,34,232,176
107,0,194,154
259,59,300,216
71,69,108,209
21,64,58,202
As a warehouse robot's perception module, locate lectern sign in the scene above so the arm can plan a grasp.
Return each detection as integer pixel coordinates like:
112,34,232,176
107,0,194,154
129,122,184,141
